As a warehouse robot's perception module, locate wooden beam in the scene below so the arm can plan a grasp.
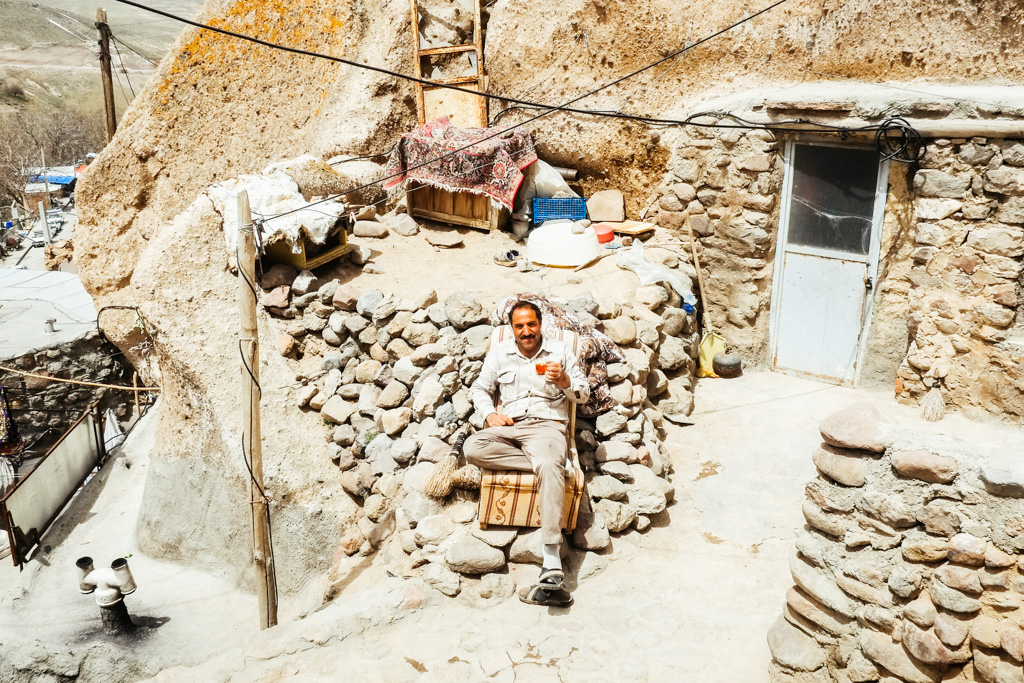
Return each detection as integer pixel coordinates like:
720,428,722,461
409,0,426,126
738,113,1024,139
236,190,277,630
95,9,117,142
418,44,477,56
422,76,484,87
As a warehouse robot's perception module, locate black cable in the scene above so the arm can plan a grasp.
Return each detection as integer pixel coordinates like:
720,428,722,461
329,144,396,166
110,34,138,99
110,0,790,131
110,0,923,204
267,109,924,221
109,52,133,107
874,117,925,162
109,33,158,66
109,0,809,223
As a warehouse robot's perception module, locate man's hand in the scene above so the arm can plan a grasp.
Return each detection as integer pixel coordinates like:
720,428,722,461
486,412,515,428
544,362,571,389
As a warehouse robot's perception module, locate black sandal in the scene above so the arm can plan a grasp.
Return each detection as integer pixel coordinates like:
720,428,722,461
519,584,573,607
538,568,565,591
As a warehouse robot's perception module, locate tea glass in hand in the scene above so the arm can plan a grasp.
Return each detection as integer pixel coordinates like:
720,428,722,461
535,362,548,376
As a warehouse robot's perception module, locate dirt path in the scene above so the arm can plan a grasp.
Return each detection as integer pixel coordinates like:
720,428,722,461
134,372,1020,682
321,222,658,314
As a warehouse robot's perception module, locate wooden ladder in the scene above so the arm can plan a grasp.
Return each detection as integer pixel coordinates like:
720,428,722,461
408,0,488,128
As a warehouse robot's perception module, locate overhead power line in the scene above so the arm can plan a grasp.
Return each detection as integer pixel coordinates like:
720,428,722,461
108,0,797,223
108,0,921,228
109,33,158,67
110,36,138,99
111,0,791,125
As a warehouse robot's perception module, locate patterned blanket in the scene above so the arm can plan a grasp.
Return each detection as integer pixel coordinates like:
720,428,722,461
496,294,627,418
383,117,537,210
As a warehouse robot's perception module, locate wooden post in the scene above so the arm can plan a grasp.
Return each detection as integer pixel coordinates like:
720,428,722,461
236,190,277,630
96,9,117,142
132,373,140,419
39,149,51,211
38,201,50,244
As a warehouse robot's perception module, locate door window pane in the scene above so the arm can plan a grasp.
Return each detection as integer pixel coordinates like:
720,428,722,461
788,145,879,255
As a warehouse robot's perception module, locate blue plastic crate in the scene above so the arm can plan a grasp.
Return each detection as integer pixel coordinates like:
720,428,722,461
532,197,586,225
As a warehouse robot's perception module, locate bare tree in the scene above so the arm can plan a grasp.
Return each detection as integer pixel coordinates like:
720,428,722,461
0,106,106,207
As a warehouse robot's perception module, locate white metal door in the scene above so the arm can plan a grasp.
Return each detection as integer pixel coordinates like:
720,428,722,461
770,141,889,385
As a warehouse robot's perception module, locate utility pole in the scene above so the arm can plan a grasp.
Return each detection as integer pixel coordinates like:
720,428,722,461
236,190,277,630
38,201,50,245
96,9,117,142
40,149,50,211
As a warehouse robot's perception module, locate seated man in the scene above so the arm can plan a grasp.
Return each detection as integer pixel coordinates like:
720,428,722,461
465,300,589,606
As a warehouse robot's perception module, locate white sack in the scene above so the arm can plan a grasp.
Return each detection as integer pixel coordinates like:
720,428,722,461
206,171,346,257
616,242,697,310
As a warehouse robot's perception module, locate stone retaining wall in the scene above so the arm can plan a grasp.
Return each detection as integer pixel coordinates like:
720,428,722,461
260,267,698,601
642,126,784,363
0,331,135,454
768,403,1024,683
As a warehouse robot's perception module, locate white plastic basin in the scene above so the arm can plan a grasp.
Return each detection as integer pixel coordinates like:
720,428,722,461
526,220,601,267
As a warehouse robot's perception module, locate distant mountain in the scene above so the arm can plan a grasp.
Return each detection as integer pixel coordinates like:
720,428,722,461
0,0,204,56
0,1,97,50
31,0,205,52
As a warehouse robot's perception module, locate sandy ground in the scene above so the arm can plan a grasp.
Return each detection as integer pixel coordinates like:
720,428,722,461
3,365,1022,681
0,404,259,679
140,372,1024,682
319,221,668,315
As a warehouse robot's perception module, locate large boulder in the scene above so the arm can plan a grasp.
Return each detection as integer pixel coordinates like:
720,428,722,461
819,403,897,453
444,290,488,329
445,535,506,574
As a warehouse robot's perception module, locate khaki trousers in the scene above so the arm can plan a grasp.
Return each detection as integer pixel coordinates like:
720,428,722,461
465,420,568,546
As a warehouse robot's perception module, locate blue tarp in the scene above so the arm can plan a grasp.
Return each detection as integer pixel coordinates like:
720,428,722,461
29,173,75,186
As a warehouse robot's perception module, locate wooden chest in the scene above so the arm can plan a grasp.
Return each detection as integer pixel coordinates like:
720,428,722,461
407,181,509,232
263,229,353,270
478,465,585,531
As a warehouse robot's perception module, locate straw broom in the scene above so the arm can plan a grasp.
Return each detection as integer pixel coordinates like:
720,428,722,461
424,454,457,498
423,429,470,498
921,377,945,422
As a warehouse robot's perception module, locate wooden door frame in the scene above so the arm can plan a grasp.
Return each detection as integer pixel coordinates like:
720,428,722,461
768,137,891,386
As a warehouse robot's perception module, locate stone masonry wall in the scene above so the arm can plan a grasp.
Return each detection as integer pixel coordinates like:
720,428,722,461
642,126,784,364
259,259,698,603
0,331,135,455
897,138,1024,421
768,403,1024,683
647,128,1024,418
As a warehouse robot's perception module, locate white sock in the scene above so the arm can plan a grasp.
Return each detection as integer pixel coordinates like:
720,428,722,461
541,543,561,571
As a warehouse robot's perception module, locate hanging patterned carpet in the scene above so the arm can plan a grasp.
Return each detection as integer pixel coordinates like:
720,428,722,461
384,117,537,210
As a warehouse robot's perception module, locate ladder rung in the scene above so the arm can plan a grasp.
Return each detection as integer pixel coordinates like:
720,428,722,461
423,76,481,87
418,44,478,56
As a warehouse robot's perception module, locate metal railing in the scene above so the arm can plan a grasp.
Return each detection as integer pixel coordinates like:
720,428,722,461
0,403,105,566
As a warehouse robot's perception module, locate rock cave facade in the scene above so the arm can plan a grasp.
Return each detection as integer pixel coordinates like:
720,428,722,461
69,0,1024,649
